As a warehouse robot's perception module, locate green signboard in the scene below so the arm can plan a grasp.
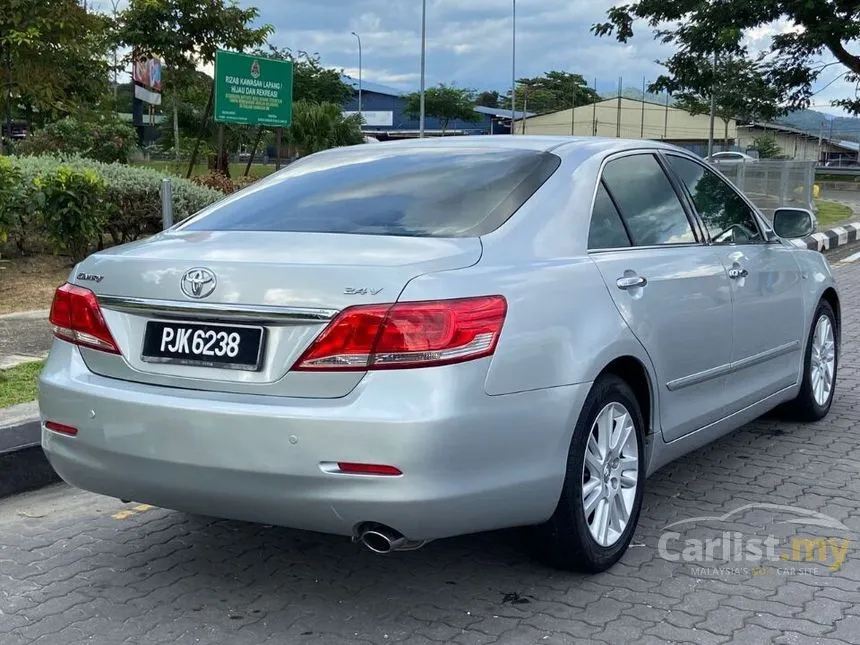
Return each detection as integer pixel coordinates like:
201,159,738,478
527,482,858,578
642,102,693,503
213,50,293,127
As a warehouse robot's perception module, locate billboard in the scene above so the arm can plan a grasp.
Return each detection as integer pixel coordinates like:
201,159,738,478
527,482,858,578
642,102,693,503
133,52,162,106
213,50,293,127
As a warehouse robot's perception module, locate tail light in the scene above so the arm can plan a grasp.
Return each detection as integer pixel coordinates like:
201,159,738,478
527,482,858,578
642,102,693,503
293,295,507,371
49,283,120,354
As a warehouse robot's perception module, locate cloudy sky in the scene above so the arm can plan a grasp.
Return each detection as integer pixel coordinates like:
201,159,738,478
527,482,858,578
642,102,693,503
247,0,855,114
94,0,856,115
251,0,666,96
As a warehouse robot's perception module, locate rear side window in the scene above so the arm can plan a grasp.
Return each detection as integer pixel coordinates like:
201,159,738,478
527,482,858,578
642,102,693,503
601,154,696,246
588,182,631,249
181,147,561,237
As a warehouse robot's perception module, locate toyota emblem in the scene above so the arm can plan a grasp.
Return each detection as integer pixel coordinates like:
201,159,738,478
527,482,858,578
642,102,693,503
181,268,217,299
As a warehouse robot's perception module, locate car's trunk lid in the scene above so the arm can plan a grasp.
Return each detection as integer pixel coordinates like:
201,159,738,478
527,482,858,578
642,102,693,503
74,230,482,398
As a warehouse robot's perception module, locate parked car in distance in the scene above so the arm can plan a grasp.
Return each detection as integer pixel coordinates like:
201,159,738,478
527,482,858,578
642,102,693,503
824,159,860,168
705,151,757,164
40,136,839,573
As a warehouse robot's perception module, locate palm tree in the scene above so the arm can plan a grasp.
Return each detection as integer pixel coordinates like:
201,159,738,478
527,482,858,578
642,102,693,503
284,101,364,157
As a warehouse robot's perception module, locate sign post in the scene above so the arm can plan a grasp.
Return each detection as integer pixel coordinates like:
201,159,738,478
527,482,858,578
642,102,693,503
214,50,293,128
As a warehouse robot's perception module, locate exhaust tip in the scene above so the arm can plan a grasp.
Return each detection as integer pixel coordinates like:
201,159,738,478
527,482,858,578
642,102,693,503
360,530,396,554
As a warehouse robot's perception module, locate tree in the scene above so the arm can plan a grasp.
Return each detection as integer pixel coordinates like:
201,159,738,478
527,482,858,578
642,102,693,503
748,134,782,159
249,45,352,105
403,84,478,134
476,90,501,109
284,101,363,156
1,0,112,149
117,0,273,172
669,56,782,146
592,0,860,115
503,71,599,114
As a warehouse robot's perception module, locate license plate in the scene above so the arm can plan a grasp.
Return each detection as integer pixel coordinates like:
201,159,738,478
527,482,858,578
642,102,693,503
141,321,265,371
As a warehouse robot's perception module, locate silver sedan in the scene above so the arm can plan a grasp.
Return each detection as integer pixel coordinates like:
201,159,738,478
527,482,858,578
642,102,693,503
39,136,838,572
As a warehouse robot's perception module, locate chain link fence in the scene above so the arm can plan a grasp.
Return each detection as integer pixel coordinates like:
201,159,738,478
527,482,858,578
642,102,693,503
712,160,816,219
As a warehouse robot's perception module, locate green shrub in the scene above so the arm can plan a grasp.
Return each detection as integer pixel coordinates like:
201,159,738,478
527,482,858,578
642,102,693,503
0,157,21,244
0,157,43,254
38,165,109,261
8,155,225,247
18,115,139,164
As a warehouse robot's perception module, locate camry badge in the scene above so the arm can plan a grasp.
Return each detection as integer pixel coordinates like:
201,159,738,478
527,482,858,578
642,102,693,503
181,268,217,299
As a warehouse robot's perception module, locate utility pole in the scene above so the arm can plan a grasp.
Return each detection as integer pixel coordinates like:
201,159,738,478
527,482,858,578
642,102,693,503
616,76,622,138
640,76,646,138
570,74,576,136
592,77,598,136
510,0,516,135
522,87,528,135
707,50,718,158
419,0,427,137
818,120,824,163
664,91,670,139
351,32,363,122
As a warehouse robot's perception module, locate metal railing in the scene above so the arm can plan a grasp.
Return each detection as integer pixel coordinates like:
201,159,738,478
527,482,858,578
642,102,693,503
712,160,816,216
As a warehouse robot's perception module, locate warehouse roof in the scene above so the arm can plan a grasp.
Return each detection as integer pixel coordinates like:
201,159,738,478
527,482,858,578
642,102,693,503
340,75,405,97
473,105,535,119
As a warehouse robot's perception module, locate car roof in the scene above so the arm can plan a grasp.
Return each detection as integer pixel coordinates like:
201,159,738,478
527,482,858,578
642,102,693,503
355,135,687,162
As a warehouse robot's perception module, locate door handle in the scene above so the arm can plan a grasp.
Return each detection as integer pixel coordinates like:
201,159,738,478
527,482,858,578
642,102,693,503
616,275,647,290
728,266,749,280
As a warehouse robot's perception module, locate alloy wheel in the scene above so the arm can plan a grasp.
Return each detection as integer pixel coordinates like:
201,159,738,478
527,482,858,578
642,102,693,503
581,402,639,547
810,315,836,407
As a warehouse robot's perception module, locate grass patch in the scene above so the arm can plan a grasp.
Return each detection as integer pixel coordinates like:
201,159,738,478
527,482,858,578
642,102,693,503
0,360,44,408
134,161,277,179
815,200,855,228
815,173,860,183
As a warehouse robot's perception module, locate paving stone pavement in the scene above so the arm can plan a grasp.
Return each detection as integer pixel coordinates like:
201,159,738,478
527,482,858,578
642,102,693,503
2,261,860,645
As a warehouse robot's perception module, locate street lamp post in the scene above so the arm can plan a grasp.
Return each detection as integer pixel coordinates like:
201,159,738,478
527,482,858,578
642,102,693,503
351,32,363,123
419,0,427,138
511,0,516,135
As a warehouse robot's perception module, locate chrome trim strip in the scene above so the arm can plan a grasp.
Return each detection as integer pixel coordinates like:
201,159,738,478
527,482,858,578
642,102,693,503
731,340,800,372
98,295,338,323
666,340,801,392
666,363,733,392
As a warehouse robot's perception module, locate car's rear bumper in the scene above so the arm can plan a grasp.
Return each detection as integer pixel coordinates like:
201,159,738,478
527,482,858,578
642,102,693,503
40,341,589,540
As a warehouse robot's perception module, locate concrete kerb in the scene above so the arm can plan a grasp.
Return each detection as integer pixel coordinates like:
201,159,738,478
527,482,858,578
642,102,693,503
0,309,50,321
789,221,860,252
0,401,40,455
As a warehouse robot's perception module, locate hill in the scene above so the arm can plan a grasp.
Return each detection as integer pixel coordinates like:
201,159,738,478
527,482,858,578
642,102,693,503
776,110,860,142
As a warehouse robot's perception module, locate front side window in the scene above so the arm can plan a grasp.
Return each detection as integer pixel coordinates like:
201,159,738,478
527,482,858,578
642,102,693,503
601,154,696,246
180,147,561,238
666,155,763,245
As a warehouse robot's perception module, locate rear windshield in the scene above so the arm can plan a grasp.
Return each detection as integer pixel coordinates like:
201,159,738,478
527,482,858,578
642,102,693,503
180,146,561,237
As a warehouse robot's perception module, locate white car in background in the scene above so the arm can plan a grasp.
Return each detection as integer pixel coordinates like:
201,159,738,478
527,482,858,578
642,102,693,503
705,151,757,164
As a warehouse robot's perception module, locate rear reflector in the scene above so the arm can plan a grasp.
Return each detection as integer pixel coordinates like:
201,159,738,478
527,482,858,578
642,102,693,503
45,421,78,436
49,283,120,354
293,295,507,371
336,462,402,476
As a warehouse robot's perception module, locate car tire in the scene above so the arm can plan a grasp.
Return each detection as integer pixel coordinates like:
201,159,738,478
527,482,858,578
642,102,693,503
532,374,646,572
782,300,838,422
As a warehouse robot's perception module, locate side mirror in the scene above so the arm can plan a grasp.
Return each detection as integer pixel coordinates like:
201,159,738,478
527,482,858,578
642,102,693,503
772,208,816,239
